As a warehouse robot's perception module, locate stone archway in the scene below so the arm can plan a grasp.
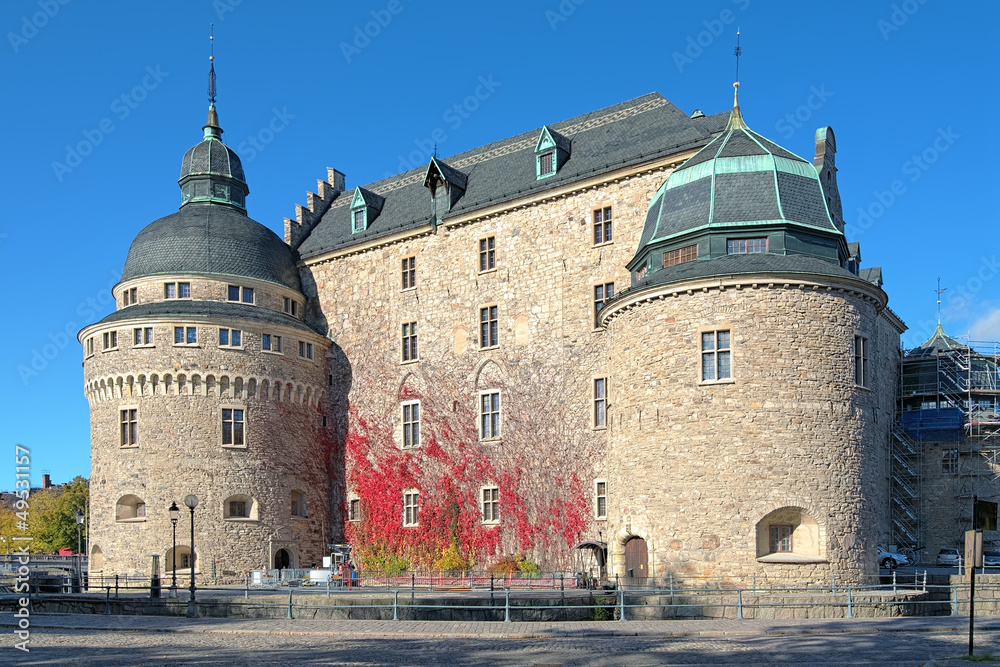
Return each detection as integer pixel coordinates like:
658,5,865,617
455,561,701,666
274,548,291,570
610,523,652,580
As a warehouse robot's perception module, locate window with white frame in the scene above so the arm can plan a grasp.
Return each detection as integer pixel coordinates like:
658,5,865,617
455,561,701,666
854,335,870,388
403,490,419,527
164,282,191,299
173,326,198,346
593,378,607,428
219,328,243,348
298,341,313,360
402,322,418,362
222,408,245,446
480,391,501,440
480,305,498,348
595,480,607,519
133,327,153,347
262,333,282,353
120,408,137,447
102,330,118,351
727,237,767,254
700,329,731,382
402,401,420,449
481,486,499,524
227,285,254,304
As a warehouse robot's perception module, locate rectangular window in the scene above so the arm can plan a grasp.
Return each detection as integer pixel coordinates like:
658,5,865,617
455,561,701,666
119,408,137,447
242,287,254,304
174,326,197,345
701,330,732,382
283,297,291,313
228,285,240,301
85,337,94,357
727,237,768,254
403,491,419,527
854,335,870,388
482,487,499,523
479,236,496,272
292,301,298,317
222,408,245,446
164,283,176,299
480,391,501,440
538,151,554,176
229,501,247,518
402,322,418,362
103,331,118,350
402,257,416,290
769,525,793,553
593,378,607,428
133,327,153,346
480,305,498,348
593,283,614,327
593,206,613,245
135,502,146,518
228,285,254,303
262,333,282,353
178,282,190,298
298,341,313,360
353,209,366,233
219,328,242,347
123,287,137,306
663,244,698,267
402,401,420,449
348,498,361,522
595,481,607,519
943,449,959,474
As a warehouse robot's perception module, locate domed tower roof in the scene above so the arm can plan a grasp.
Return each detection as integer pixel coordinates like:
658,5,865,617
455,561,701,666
627,84,847,287
177,104,249,210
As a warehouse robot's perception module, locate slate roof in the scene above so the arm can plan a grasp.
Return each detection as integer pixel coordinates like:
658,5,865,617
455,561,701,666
859,266,882,286
635,106,839,252
180,135,246,185
121,202,302,291
297,93,722,258
94,300,321,335
906,323,968,359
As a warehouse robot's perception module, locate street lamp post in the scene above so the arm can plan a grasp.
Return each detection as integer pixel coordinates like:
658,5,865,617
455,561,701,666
184,494,199,618
168,502,180,598
75,509,85,591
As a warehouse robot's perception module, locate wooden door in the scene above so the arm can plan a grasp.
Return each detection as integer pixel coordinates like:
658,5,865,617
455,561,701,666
624,538,648,582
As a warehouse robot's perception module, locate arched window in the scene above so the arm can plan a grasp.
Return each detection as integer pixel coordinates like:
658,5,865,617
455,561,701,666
223,494,258,521
115,495,147,522
755,506,824,561
90,545,104,571
165,545,195,573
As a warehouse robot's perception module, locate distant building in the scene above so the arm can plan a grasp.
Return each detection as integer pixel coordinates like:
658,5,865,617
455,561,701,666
80,76,904,585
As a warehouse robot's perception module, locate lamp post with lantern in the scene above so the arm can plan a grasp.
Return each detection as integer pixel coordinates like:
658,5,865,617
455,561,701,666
184,495,199,617
168,501,180,597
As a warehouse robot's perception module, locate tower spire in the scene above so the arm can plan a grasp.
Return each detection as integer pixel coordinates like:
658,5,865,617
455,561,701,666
936,277,947,327
724,29,748,131
203,23,222,140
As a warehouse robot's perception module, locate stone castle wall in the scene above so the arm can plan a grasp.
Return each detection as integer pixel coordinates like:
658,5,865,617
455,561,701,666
601,280,899,585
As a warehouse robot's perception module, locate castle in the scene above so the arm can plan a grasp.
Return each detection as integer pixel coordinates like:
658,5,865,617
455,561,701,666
78,78,906,585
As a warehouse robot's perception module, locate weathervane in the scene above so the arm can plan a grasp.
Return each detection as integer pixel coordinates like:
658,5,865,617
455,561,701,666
208,23,216,106
936,277,947,325
733,28,742,105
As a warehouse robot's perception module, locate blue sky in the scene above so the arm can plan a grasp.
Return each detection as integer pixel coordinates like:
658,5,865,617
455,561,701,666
1,0,997,490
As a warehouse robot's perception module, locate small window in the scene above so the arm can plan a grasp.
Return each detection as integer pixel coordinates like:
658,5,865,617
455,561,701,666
120,408,137,447
219,328,243,348
228,286,254,304
262,333,282,353
222,408,245,446
663,244,698,268
298,341,314,360
593,283,614,327
174,326,198,346
102,331,118,351
164,282,190,299
701,329,732,382
85,337,94,357
593,206,612,245
348,497,361,522
593,378,607,428
133,327,153,346
122,287,137,306
479,236,496,272
480,391,501,440
636,264,648,281
403,490,419,527
482,486,499,524
402,257,416,290
291,490,307,518
854,335,870,388
116,495,147,521
353,209,366,233
480,305,498,348
165,283,176,299
282,298,300,317
402,322,418,362
538,151,554,177
943,449,959,474
727,237,768,254
402,401,420,449
595,481,607,520
769,525,793,553
229,500,248,518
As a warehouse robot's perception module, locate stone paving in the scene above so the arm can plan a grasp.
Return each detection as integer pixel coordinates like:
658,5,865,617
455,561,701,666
5,613,1000,665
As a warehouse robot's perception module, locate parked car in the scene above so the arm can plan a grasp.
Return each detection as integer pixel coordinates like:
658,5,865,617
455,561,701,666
877,546,909,569
982,551,1000,567
936,548,963,567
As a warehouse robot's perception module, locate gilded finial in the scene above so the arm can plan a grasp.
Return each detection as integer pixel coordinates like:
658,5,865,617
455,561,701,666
204,23,222,140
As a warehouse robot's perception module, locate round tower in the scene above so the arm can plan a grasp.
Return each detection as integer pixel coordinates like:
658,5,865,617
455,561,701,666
78,93,331,580
600,88,896,586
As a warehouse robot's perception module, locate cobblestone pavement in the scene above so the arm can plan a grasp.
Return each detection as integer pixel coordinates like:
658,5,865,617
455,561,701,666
6,615,1000,665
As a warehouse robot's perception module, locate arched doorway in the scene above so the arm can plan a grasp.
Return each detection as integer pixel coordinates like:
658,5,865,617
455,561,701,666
624,537,648,582
274,548,291,570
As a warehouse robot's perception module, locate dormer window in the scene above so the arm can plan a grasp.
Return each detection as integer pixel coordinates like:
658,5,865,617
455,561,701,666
352,209,366,233
350,186,383,234
534,125,570,180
